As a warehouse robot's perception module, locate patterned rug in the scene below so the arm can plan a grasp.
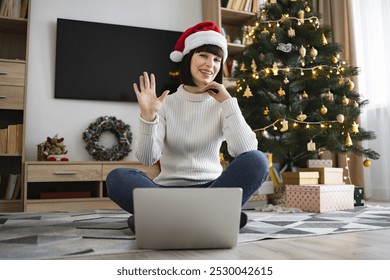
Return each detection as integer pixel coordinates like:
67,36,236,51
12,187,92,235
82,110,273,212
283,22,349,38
1,205,390,259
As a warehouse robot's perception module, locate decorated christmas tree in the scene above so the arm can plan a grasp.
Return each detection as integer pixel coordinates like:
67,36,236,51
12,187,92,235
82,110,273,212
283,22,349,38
230,0,379,170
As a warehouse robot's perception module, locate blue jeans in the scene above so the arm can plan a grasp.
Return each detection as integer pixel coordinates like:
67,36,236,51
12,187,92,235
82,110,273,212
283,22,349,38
106,150,269,214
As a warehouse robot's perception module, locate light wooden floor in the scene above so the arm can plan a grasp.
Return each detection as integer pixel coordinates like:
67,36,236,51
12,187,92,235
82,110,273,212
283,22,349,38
60,200,390,260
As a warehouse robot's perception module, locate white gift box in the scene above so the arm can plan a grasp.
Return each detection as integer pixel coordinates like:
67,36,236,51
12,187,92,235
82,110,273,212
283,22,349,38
298,167,344,185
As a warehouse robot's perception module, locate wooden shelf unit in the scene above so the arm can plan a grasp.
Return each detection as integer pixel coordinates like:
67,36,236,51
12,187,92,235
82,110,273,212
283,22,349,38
0,14,28,212
202,0,258,85
23,161,160,212
202,0,257,59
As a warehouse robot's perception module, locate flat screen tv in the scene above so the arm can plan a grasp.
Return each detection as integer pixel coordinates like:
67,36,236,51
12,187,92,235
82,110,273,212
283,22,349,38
54,18,181,102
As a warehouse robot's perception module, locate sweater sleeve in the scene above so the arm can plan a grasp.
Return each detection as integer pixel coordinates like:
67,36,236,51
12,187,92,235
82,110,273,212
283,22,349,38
221,97,258,157
135,113,165,166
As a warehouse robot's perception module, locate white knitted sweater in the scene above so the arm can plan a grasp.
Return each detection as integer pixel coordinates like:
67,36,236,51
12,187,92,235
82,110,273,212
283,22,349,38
136,85,258,186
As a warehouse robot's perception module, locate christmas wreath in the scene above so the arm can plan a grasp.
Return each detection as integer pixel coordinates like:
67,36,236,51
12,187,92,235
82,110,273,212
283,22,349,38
82,116,132,161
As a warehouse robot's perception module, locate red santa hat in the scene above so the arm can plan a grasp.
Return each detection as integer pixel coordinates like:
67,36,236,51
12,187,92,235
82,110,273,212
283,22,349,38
170,21,228,63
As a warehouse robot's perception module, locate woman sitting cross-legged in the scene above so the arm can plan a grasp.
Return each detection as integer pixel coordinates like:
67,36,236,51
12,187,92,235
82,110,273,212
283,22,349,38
106,21,269,233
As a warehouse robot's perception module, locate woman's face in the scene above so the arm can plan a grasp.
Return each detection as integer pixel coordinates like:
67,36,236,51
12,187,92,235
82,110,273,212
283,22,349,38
190,51,222,87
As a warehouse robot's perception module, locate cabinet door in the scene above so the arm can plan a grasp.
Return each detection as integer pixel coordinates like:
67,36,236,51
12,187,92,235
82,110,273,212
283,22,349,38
0,85,24,110
0,61,25,86
27,164,102,182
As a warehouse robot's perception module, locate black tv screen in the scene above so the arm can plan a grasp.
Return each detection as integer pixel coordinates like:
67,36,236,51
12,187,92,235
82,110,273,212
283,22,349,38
55,18,181,102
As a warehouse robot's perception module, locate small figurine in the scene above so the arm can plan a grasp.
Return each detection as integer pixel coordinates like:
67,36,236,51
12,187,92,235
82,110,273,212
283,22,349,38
42,134,69,161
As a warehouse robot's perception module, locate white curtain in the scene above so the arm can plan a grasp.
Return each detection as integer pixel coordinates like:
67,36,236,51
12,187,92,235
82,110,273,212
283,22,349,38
351,0,390,200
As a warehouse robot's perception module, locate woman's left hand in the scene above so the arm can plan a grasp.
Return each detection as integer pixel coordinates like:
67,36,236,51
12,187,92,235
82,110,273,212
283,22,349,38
200,82,232,103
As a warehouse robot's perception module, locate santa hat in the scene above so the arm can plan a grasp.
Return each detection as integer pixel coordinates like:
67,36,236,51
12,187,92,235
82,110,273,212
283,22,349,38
170,21,228,63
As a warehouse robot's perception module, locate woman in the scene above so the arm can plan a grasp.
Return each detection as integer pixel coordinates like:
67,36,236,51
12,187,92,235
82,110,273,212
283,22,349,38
106,22,269,233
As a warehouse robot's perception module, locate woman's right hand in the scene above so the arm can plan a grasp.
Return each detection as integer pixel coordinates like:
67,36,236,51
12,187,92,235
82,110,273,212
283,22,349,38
133,72,169,122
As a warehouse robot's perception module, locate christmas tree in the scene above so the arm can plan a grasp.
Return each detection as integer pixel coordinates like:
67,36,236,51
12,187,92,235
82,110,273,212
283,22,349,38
230,0,379,170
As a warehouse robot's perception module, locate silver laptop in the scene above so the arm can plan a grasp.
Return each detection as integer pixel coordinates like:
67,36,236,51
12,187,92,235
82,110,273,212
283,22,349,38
133,188,242,250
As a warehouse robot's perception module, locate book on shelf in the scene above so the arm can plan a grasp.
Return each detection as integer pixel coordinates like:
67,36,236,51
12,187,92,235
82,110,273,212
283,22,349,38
244,0,253,12
11,173,21,199
226,0,235,9
1,124,23,154
16,123,23,154
0,0,14,17
252,0,261,13
3,173,19,200
0,0,28,18
0,127,7,154
19,0,28,18
6,124,17,154
232,0,243,11
225,0,258,13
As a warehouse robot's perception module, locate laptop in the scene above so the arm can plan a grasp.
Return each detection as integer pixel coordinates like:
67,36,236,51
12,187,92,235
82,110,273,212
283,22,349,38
133,188,242,250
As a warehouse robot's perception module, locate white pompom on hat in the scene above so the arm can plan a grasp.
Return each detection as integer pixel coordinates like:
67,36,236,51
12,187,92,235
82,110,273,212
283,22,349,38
170,21,228,63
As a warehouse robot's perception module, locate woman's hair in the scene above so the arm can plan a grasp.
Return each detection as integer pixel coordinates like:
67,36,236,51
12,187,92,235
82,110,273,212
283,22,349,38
179,44,224,86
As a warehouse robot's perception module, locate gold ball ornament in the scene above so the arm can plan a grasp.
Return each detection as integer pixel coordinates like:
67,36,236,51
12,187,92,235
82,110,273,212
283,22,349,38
363,159,371,167
342,95,349,106
320,105,328,114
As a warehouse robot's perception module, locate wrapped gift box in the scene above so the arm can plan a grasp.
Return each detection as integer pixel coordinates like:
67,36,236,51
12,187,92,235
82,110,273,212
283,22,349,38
307,159,333,168
285,184,354,213
298,167,344,184
282,171,319,185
